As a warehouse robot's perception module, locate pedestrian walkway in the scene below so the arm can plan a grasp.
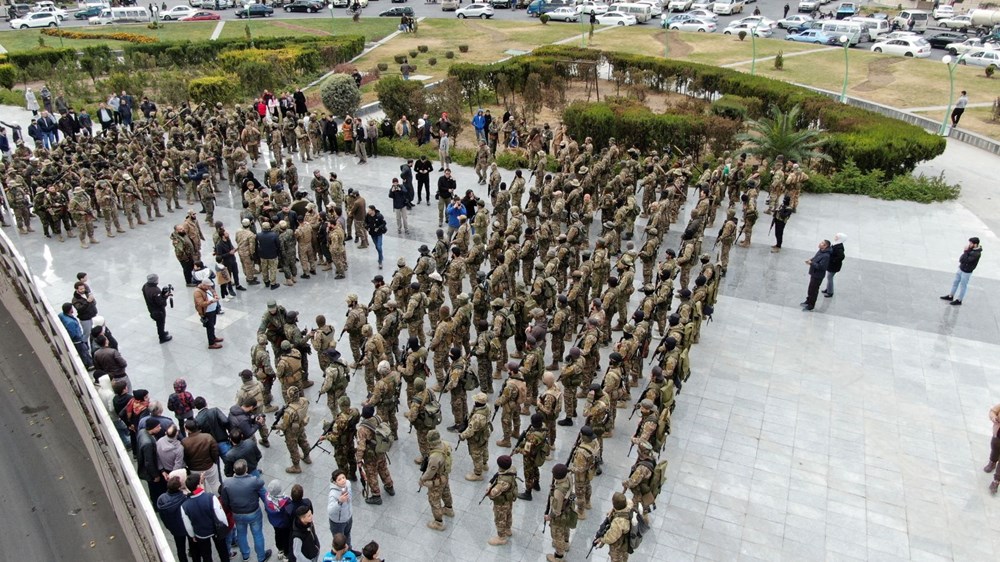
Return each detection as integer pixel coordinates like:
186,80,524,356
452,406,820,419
210,20,225,41
4,97,1000,560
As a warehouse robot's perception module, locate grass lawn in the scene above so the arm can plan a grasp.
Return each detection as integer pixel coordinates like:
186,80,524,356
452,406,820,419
586,26,826,66
750,48,1000,111
217,17,397,41
0,22,218,52
911,106,1000,140
351,18,582,87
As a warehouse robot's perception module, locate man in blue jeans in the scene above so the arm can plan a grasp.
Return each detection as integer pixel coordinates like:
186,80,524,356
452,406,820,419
365,205,388,269
941,236,983,306
221,459,273,562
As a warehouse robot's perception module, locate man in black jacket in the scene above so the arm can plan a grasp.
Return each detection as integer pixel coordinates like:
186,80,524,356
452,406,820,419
365,205,388,269
414,155,433,205
823,232,846,298
256,222,282,290
941,236,983,306
389,179,410,236
142,274,172,343
399,160,415,205
802,240,831,312
137,419,166,507
436,170,456,227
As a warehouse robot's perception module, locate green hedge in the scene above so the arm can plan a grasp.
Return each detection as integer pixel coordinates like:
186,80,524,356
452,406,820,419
188,75,240,105
711,94,762,121
6,48,77,70
123,35,364,70
0,64,15,90
805,159,960,202
563,99,740,155
450,46,946,176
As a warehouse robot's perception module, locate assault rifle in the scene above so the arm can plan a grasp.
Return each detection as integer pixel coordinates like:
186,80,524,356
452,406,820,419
542,478,556,534
586,512,614,559
308,420,334,455
511,428,529,455
268,405,287,433
491,379,509,421
352,337,369,377
358,462,370,499
478,471,500,505
565,432,583,467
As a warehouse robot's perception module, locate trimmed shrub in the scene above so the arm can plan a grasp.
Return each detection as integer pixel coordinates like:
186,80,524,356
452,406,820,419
418,45,429,53
445,51,455,59
188,74,239,105
375,75,426,122
738,30,747,41
7,48,76,71
428,57,437,66
805,159,959,202
458,44,469,52
321,73,361,117
394,54,407,64
40,28,157,44
540,13,550,24
377,62,388,71
409,50,419,58
987,64,996,78
774,50,784,70
0,64,16,90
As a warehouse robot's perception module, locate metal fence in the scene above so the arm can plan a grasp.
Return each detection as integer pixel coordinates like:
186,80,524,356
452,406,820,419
0,229,174,562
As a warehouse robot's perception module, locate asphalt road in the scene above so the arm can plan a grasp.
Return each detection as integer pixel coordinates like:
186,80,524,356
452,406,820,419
1,0,966,62
0,300,133,560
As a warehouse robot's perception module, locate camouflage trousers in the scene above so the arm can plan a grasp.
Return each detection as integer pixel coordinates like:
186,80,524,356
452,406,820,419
641,258,655,286
101,208,122,235
427,481,453,521
550,522,570,556
202,198,215,225
415,428,430,459
376,405,398,439
432,353,449,388
123,201,142,227
164,186,180,211
255,370,275,406
476,358,493,394
74,216,95,242
260,258,278,286
285,429,310,465
720,240,733,269
11,206,30,230
298,246,315,274
364,364,377,395
500,408,519,442
239,250,257,283
524,459,540,492
467,441,488,476
575,474,593,513
563,384,579,418
360,454,393,497
334,443,357,480
348,333,363,365
492,502,513,537
450,388,467,428
281,257,298,281
609,541,629,562
331,249,347,276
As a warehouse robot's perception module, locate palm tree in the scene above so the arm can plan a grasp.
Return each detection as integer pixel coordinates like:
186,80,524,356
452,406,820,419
735,104,831,164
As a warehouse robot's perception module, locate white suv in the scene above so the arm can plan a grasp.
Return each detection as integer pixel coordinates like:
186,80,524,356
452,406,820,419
10,11,58,27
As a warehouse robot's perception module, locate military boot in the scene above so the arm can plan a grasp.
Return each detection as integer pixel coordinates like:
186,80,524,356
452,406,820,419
89,237,99,244
576,508,587,521
57,233,64,242
992,481,999,496
496,437,511,447
487,536,508,546
442,507,455,517
285,463,301,474
106,230,115,238
427,520,445,531
546,555,564,562
80,240,89,249
302,454,312,465
365,495,383,505
517,490,532,501
465,472,483,482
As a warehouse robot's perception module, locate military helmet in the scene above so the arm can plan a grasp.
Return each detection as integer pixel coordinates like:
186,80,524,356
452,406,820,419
286,386,301,400
280,341,292,351
427,429,440,443
346,293,358,304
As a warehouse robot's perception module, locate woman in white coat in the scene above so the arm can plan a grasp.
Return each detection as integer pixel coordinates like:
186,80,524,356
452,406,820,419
25,88,39,116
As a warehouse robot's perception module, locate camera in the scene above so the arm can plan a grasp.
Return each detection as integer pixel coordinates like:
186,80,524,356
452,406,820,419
162,284,175,308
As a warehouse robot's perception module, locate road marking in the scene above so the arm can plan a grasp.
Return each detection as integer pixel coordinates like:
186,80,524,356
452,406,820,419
210,20,225,41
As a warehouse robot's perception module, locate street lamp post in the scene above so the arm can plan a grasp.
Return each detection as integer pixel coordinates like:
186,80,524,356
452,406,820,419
580,9,587,47
839,35,849,103
750,22,760,75
662,14,669,58
329,3,335,36
939,54,961,136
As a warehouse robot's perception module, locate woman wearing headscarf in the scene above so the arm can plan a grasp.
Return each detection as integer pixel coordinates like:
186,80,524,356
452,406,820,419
823,233,846,298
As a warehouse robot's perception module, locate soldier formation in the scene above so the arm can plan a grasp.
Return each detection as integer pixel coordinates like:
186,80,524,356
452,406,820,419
12,98,818,560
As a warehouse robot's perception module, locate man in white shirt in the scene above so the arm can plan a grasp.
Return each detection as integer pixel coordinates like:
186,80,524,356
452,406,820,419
952,90,969,127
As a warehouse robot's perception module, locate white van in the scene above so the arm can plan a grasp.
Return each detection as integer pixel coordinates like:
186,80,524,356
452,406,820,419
893,9,930,32
90,5,150,24
608,2,652,22
712,0,744,15
847,16,889,39
820,20,868,44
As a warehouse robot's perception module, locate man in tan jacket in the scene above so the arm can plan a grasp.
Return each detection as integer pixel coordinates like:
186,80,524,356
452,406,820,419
193,280,223,349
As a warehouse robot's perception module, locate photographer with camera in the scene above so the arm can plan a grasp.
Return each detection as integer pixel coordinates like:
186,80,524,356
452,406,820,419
142,274,173,344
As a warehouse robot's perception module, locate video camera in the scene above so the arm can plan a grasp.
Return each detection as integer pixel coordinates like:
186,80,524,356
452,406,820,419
162,284,175,308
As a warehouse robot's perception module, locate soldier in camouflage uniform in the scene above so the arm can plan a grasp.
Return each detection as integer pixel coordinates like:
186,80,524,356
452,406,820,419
495,363,526,447
487,455,519,546
537,372,561,451
275,341,304,399
458,392,491,481
593,493,633,561
343,293,367,367
318,348,350,418
622,440,658,515
570,424,601,520
361,324,387,394
544,463,575,562
356,405,395,505
278,221,298,286
405,375,438,462
95,180,124,237
328,220,347,279
277,385,311,474
403,282,428,347
250,332,278,410
7,179,33,234
370,275,391,330
472,319,496,394
443,348,469,432
366,360,402,439
324,394,359,481
67,187,99,248
516,413,550,501
235,219,259,284
235,369,272,446
282,310,313,387
420,429,455,531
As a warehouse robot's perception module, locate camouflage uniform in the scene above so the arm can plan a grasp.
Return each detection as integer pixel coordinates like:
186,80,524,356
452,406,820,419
458,398,491,479
420,430,455,529
251,333,277,408
356,414,395,500
278,387,311,473
487,464,519,544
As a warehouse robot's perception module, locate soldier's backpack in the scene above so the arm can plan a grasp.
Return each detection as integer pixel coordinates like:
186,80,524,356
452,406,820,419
418,394,443,430
679,347,691,382
362,417,395,454
649,459,669,507
655,409,671,451
499,310,515,339
461,364,479,391
488,334,502,362
440,442,454,475
564,487,579,529
627,504,650,554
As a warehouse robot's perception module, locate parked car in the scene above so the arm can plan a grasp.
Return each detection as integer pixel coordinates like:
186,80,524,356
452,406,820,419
777,13,810,28
636,0,662,17
489,0,515,7
664,12,703,25
870,36,931,57
546,6,578,20
797,0,817,13
235,3,273,16
576,1,608,15
194,0,233,8
668,0,692,11
690,0,712,9
75,5,104,18
9,11,57,27
960,50,1000,67
669,16,715,31
946,37,999,55
378,5,413,15
6,3,31,20
932,4,953,20
456,2,493,17
596,11,637,25
723,21,771,36
938,15,974,31
785,29,837,43
834,2,855,19
284,0,324,12
925,31,967,49
181,9,220,19
161,5,197,19
685,8,716,20
712,0,743,15
526,0,568,16
732,15,774,28
331,0,350,6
